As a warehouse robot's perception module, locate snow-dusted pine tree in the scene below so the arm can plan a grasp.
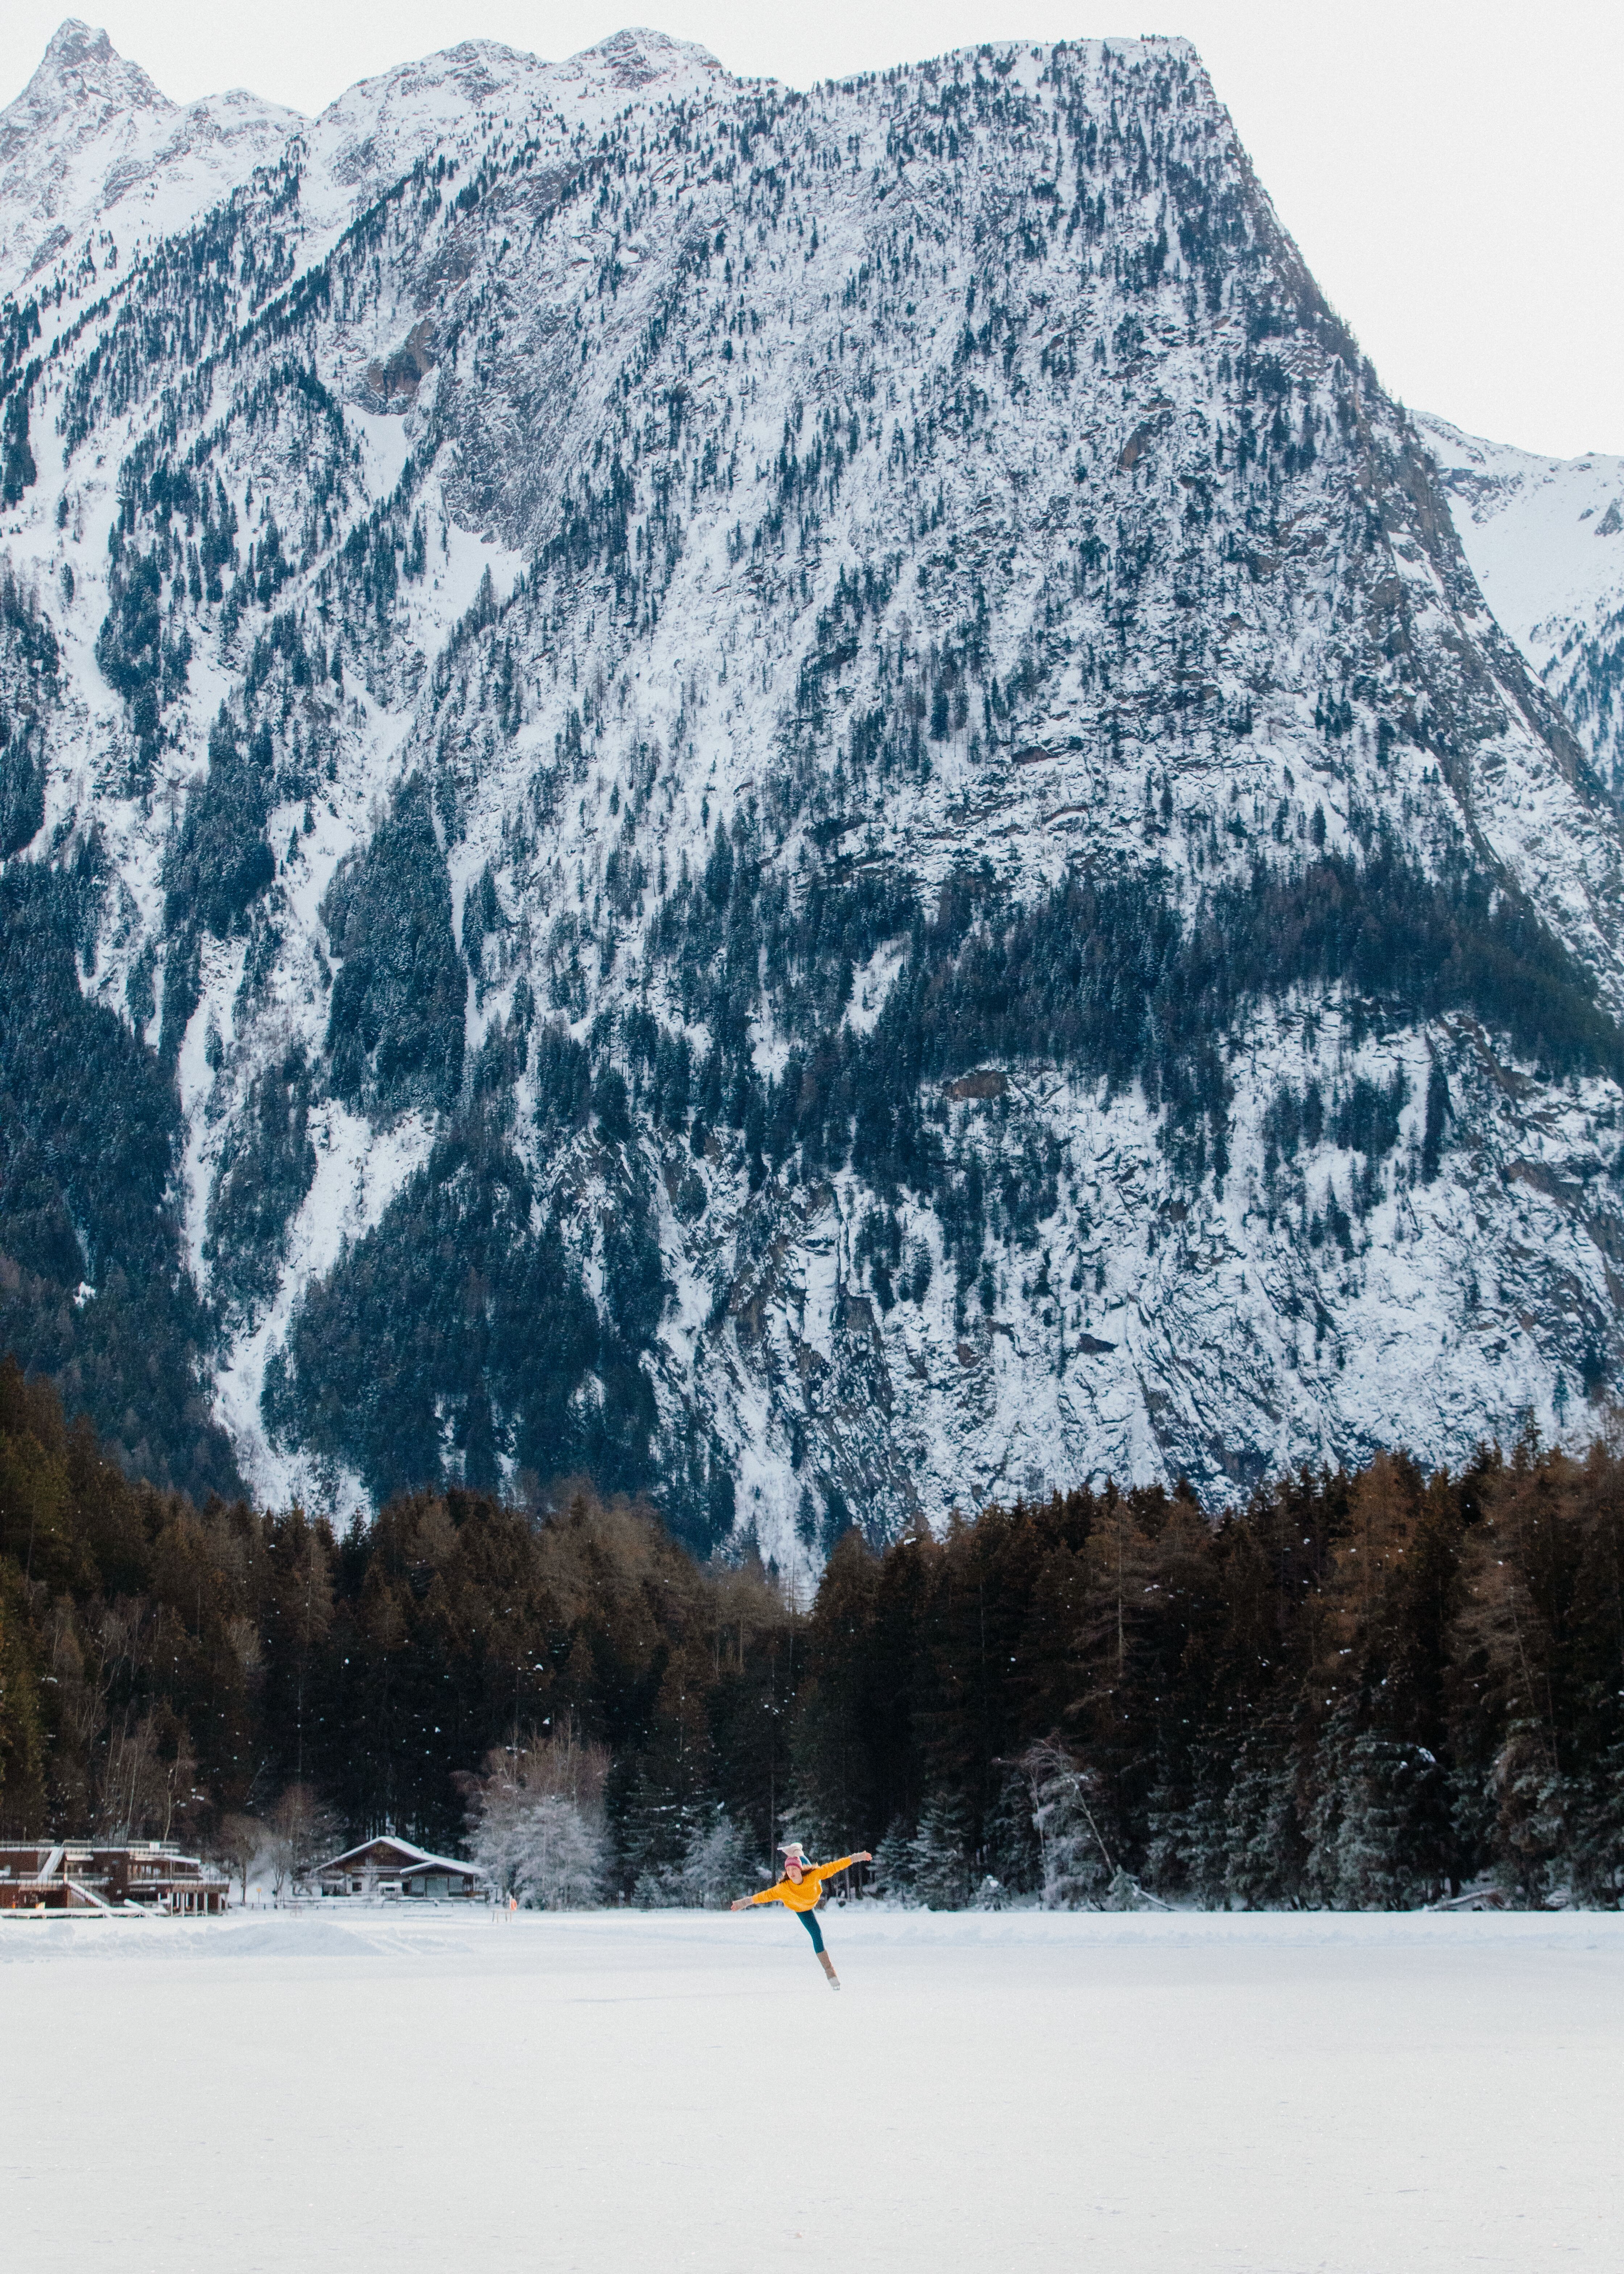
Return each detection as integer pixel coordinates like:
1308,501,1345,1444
870,1816,919,1906
1143,1740,1227,1907
1022,1740,1113,1910
982,1770,1043,1898
1489,1725,1569,1904
475,1793,606,1909
1306,1709,1450,1908
1570,1737,1624,1905
907,1792,973,1909
1222,1721,1307,1908
676,1807,754,1907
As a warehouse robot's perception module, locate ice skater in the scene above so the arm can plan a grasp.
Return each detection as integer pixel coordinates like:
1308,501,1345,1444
731,1840,871,1989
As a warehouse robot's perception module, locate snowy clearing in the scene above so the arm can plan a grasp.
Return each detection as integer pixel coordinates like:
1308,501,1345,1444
3,1909,1619,2270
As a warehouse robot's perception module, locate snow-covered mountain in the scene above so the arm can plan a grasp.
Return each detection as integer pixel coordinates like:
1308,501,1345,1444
1419,413,1624,801
0,20,299,306
4,20,1624,1556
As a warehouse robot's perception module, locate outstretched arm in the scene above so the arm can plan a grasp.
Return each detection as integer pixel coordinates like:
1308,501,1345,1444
818,1851,873,1878
731,1883,785,1912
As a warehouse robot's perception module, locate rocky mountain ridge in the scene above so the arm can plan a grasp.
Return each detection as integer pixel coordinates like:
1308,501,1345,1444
3,20,1624,1561
1419,412,1624,805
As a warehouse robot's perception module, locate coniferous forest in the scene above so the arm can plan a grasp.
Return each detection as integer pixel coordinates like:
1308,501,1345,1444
3,1351,1621,1908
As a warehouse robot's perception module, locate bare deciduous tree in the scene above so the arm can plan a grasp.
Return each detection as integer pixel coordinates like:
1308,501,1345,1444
215,1813,263,1904
266,1782,339,1901
465,1727,610,1908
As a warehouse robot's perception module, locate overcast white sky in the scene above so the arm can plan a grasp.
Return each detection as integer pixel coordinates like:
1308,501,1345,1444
6,1,1620,457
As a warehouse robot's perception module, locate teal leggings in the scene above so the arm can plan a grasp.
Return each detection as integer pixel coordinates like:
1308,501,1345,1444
796,1907,825,1955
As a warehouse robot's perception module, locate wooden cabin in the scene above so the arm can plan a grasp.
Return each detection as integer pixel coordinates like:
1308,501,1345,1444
310,1835,485,1901
0,1841,228,1914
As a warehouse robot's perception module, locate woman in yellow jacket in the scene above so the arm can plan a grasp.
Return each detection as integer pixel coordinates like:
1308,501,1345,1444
731,1840,872,1989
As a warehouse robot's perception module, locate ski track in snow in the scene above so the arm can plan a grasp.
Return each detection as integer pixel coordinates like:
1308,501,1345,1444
3,1907,1620,2270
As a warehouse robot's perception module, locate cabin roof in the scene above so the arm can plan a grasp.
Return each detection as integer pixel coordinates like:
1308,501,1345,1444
318,1836,482,1878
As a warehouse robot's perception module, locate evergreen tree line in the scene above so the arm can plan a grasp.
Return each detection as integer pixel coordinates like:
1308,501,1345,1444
4,1351,1623,1907
790,1443,1624,1909
648,828,1621,1225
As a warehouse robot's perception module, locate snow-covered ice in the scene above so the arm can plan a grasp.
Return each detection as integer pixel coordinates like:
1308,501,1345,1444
3,1908,1619,2269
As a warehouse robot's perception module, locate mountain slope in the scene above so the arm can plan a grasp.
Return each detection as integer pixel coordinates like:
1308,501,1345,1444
4,23,1624,1546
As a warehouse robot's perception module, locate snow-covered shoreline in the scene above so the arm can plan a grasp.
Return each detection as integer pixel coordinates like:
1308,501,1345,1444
5,1900,1622,1960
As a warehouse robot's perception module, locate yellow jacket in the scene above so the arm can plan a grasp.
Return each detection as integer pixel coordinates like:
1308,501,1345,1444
750,1857,857,1914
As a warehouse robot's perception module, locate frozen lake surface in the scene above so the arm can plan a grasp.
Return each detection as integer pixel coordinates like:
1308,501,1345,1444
4,1907,1619,2270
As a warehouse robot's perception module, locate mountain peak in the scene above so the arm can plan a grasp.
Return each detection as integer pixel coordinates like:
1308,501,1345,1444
0,18,297,303
7,19,170,134
568,25,728,88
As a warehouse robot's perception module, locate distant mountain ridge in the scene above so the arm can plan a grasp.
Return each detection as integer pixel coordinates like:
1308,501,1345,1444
0,21,734,308
1419,412,1624,804
3,20,1624,1555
